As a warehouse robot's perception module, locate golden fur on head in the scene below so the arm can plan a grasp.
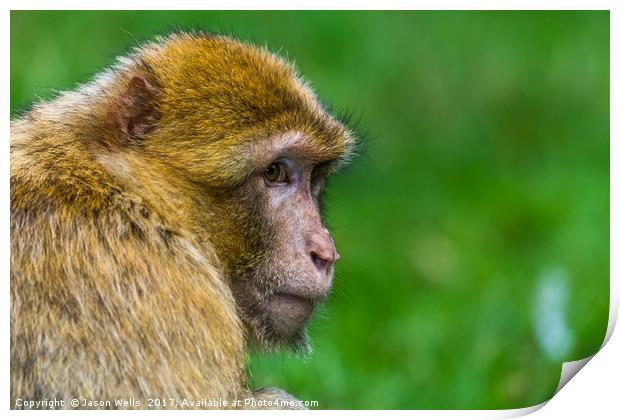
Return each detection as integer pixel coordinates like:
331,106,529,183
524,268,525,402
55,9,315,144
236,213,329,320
139,33,354,185
11,32,355,408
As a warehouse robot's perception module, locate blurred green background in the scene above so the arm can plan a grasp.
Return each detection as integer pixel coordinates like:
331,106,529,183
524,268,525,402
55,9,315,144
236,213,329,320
10,11,610,409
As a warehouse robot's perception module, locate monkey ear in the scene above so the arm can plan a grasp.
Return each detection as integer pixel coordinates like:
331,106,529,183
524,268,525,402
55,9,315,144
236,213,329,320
115,75,161,140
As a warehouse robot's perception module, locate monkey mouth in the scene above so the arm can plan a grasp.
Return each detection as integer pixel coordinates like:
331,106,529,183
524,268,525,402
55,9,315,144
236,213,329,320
267,293,315,336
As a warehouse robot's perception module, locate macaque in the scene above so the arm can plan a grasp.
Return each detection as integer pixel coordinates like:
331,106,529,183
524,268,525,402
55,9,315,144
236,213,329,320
11,32,355,409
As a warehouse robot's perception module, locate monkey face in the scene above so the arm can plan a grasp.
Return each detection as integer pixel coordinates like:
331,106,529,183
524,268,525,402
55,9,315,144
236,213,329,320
215,131,343,351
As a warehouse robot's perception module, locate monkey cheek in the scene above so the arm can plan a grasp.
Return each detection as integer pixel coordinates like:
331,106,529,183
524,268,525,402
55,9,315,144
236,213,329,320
267,293,314,337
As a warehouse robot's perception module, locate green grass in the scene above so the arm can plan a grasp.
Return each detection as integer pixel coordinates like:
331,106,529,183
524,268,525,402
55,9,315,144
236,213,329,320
11,11,610,409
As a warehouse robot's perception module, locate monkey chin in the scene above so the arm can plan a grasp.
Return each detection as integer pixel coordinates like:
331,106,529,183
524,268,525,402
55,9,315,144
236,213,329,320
262,293,316,351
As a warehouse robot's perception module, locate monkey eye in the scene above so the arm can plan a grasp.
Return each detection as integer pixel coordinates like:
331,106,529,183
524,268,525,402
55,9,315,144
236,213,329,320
264,162,288,183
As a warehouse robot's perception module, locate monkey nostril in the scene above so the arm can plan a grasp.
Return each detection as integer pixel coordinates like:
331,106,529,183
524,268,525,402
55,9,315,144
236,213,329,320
310,251,330,273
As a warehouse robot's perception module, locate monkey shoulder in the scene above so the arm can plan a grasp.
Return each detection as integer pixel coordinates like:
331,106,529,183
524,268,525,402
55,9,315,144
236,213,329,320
10,146,245,400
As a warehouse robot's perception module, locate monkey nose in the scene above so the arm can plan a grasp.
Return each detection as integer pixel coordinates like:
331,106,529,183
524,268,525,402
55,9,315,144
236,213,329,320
307,234,338,274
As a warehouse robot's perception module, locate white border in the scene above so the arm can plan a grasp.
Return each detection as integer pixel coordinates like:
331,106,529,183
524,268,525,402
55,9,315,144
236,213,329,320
2,1,616,11
3,2,617,419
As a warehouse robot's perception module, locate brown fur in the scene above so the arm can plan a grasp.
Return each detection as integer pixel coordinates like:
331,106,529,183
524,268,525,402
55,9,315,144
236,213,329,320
11,32,354,408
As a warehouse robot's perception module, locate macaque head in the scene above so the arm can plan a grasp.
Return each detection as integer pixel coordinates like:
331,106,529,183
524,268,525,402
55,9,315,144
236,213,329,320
223,130,352,349
107,33,355,349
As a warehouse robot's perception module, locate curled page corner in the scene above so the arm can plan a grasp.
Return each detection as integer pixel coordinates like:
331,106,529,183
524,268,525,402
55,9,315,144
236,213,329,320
554,355,594,396
502,355,596,417
550,293,617,397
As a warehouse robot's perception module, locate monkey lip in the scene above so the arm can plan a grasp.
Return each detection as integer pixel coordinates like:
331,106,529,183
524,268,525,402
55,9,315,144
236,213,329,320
267,293,315,335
